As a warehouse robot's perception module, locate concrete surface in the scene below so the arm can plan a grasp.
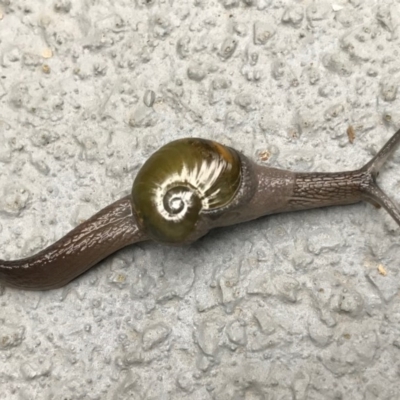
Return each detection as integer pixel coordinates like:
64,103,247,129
1,0,400,399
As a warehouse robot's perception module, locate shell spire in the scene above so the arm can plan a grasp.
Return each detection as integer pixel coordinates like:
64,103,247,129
131,138,242,244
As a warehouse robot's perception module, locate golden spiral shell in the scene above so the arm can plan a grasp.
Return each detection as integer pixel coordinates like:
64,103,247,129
131,138,242,244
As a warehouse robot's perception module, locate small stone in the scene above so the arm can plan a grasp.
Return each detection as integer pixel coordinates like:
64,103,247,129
42,48,53,59
338,290,364,317
0,184,30,216
274,275,300,303
258,150,270,162
380,76,398,102
235,93,256,112
254,310,276,335
322,52,353,76
196,319,223,356
271,59,286,81
42,64,51,74
307,228,341,255
248,328,279,352
54,0,72,13
347,125,355,143
0,323,25,349
176,374,194,393
378,264,387,276
143,90,155,107
142,323,171,351
247,272,274,296
226,320,247,346
21,359,52,380
282,5,304,27
219,37,237,60
254,20,276,45
176,37,190,59
187,64,206,81
306,2,331,24
324,103,344,121
219,0,239,8
366,268,399,303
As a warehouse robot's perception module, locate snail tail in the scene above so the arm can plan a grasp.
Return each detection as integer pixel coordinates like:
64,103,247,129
360,128,400,226
0,196,147,290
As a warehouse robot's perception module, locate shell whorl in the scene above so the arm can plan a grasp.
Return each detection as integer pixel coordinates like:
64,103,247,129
131,138,242,244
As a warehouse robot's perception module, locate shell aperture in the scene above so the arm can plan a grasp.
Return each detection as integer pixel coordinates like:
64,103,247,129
131,138,242,244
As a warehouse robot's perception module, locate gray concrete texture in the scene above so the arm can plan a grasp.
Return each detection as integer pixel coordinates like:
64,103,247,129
1,0,400,399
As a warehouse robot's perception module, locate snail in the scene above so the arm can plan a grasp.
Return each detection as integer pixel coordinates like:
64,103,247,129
1,130,400,291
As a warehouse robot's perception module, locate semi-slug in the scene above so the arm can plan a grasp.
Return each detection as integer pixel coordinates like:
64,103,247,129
1,129,400,290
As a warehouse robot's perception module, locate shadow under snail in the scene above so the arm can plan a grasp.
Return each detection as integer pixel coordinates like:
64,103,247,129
1,129,400,290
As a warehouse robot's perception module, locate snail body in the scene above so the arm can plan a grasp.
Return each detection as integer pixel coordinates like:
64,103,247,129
2,130,400,290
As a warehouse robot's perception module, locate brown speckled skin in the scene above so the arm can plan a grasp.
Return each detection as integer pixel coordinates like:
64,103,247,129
208,162,369,228
1,129,400,290
0,197,147,290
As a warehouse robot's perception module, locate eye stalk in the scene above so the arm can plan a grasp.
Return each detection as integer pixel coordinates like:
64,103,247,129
131,138,243,244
